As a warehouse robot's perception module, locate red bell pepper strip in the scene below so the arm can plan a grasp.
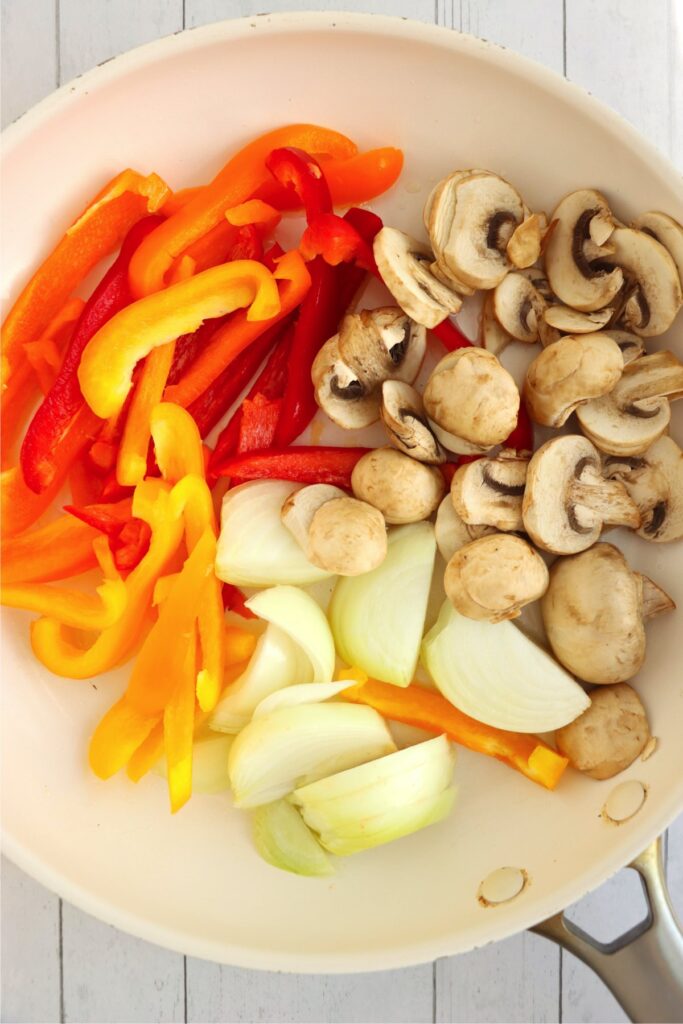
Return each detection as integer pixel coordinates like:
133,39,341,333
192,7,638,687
236,395,281,454
213,445,372,489
504,401,534,453
431,318,473,352
226,224,264,262
254,147,404,211
20,216,163,494
300,213,377,271
266,147,333,221
65,499,152,574
222,583,257,620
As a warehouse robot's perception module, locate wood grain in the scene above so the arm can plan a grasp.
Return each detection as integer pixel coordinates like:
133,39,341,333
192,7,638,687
0,0,57,126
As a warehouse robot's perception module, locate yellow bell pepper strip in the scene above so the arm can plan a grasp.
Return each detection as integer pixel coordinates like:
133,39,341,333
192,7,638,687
0,513,101,583
150,402,206,487
340,673,569,791
30,483,185,678
89,697,160,780
163,626,197,812
164,250,310,409
1,169,169,389
77,260,281,419
128,124,357,297
116,342,178,486
126,720,165,782
1,537,127,630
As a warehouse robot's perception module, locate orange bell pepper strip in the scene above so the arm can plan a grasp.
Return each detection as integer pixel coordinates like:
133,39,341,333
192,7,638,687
160,187,203,217
89,697,160,780
340,673,569,791
1,537,127,630
171,220,237,277
224,625,258,665
164,250,310,408
116,342,178,487
1,169,169,389
225,199,281,233
1,513,101,583
165,255,196,285
77,260,281,419
128,124,356,297
126,720,165,782
163,626,197,812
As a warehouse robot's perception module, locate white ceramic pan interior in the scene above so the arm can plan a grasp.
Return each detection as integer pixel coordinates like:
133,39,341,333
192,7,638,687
2,13,682,972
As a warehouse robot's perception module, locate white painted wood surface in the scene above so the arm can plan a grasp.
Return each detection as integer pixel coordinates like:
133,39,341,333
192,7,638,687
1,2,681,1022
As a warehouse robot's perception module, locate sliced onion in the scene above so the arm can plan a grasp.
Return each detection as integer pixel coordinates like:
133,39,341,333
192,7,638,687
328,522,437,687
422,601,591,732
215,481,334,587
228,703,396,808
153,733,234,794
210,624,310,734
253,681,351,719
246,586,335,683
252,800,333,877
292,736,456,855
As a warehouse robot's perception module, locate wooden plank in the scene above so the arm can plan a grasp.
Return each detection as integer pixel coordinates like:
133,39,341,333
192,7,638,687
460,0,564,71
58,0,183,84
667,813,683,922
185,0,436,28
673,0,683,171
0,857,62,1024
61,901,185,1024
186,960,434,1023
0,0,57,126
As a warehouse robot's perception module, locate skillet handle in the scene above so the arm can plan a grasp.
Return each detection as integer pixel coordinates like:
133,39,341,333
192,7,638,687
532,836,683,1023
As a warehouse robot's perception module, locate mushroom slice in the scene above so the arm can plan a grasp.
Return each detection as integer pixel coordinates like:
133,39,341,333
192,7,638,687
522,435,641,554
481,291,514,356
373,228,463,328
601,329,645,365
632,210,683,286
428,171,525,290
444,534,549,623
603,435,683,542
544,189,624,311
380,381,445,464
429,260,476,296
492,272,546,343
506,212,545,269
365,308,427,384
351,447,446,525
519,268,559,346
524,332,624,428
311,334,381,429
543,305,614,334
541,542,674,683
609,227,682,336
451,450,528,531
556,684,651,779
576,350,683,455
424,348,520,452
434,496,496,562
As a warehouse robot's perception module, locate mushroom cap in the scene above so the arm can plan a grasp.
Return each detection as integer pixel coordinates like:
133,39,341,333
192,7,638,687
308,497,387,576
492,272,545,343
451,450,528,531
544,189,624,311
541,543,647,683
543,305,613,334
481,291,513,356
338,308,427,388
524,332,624,428
380,380,445,464
603,435,683,543
434,495,496,562
423,348,520,448
633,210,683,286
444,533,549,623
522,435,640,554
311,334,381,429
609,226,682,337
351,447,446,524
555,683,650,780
373,228,463,328
576,350,683,455
506,213,544,269
428,171,525,290
281,483,349,554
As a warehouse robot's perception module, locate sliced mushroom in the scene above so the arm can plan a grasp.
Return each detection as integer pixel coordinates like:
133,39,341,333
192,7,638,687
603,435,683,542
543,305,613,334
492,272,546,343
576,350,683,455
601,329,645,365
522,435,641,554
429,259,476,296
351,447,445,524
541,542,674,683
434,495,496,562
444,534,549,623
423,349,520,453
311,334,381,429
373,228,463,328
481,291,514,356
632,211,683,287
544,189,624,311
609,227,682,336
281,485,387,576
520,267,559,346
556,684,651,780
506,212,546,269
524,332,624,427
380,381,445,464
451,450,528,531
428,171,525,289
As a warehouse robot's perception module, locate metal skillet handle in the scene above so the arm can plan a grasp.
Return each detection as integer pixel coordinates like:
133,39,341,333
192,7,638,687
532,837,683,1023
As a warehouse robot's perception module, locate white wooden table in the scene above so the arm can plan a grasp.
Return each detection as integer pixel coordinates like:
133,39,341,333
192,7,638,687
2,2,682,1021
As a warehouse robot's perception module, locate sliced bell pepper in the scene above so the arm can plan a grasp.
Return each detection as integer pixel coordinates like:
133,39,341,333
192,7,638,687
65,498,152,574
340,674,569,791
163,625,197,812
20,216,163,494
222,583,257,620
504,402,534,453
68,455,105,506
226,224,264,263
166,254,196,285
224,198,281,230
1,513,100,583
2,170,169,389
254,147,403,210
167,316,231,388
431,319,473,352
128,124,357,297
213,445,372,489
160,187,203,216
89,697,161,781
78,260,281,419
236,395,281,454
224,625,258,664
163,250,310,409
150,402,205,486
299,213,377,271
126,720,165,782
266,147,333,221
116,341,177,486
169,220,238,281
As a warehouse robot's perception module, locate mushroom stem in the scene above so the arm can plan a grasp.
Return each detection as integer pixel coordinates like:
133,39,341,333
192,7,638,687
638,574,676,619
571,475,641,529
